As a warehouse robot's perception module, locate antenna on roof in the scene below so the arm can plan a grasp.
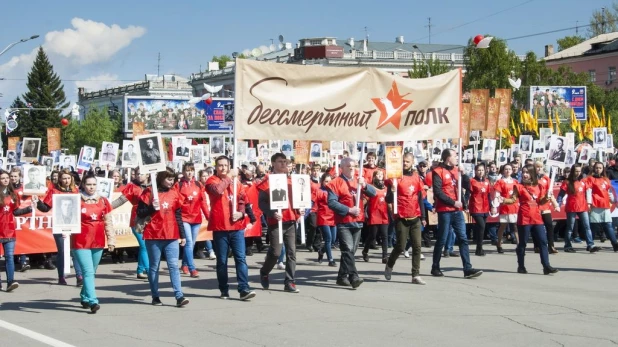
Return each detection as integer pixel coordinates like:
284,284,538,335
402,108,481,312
364,26,369,42
426,18,432,44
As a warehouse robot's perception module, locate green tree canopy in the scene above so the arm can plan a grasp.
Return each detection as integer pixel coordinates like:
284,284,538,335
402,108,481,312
556,35,585,51
588,2,618,37
408,58,452,78
211,55,232,69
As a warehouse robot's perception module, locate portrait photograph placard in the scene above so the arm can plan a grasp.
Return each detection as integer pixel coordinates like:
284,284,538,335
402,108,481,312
41,156,54,173
96,177,114,199
81,146,96,164
496,150,508,166
281,140,294,157
481,139,496,161
518,135,533,154
121,140,139,168
547,135,568,168
246,147,257,163
268,174,289,210
136,133,166,173
236,141,248,162
268,140,281,152
510,144,520,161
172,136,190,161
190,145,204,164
291,174,311,209
257,143,269,161
59,155,76,171
309,142,322,162
6,150,17,165
20,137,41,163
52,194,81,234
607,134,614,149
210,136,225,156
385,146,403,179
22,164,48,195
330,141,344,156
201,144,211,164
99,141,119,168
593,127,608,149
76,147,92,171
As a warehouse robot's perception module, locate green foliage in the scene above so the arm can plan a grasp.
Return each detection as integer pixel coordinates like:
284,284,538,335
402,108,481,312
588,2,618,37
211,55,232,69
556,35,585,51
15,47,69,153
462,37,521,91
408,58,452,78
64,107,121,154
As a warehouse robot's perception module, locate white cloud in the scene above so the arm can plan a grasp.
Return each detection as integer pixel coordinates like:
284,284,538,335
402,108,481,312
75,73,122,93
45,18,146,65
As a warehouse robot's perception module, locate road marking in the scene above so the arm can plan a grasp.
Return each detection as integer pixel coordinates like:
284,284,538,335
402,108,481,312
0,319,76,347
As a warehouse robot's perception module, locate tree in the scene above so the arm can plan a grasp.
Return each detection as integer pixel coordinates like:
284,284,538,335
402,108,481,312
462,36,521,92
64,107,121,154
408,58,452,78
588,3,618,37
211,55,232,69
15,47,69,153
556,35,585,51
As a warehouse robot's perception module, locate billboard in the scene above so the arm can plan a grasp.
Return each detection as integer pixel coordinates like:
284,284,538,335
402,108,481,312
529,86,586,121
124,96,234,133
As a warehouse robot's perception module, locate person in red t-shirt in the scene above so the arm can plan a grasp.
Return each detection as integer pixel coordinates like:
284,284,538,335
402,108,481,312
557,164,600,253
467,163,491,256
512,165,559,275
362,169,390,263
534,162,559,254
316,173,337,266
585,162,618,252
492,164,519,253
305,164,322,252
137,168,189,307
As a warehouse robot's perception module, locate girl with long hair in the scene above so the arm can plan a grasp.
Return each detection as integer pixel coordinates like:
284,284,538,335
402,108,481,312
535,162,559,254
493,164,519,253
469,163,490,256
316,173,337,267
585,162,618,252
362,169,389,263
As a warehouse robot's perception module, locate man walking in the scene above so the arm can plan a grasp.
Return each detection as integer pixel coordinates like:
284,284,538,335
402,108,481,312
327,157,377,288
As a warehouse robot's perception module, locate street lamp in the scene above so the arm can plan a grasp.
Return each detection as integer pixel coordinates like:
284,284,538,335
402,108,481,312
0,35,40,57
412,45,431,78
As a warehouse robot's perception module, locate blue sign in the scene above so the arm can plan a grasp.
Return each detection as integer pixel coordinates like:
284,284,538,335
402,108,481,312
529,86,587,121
206,99,234,131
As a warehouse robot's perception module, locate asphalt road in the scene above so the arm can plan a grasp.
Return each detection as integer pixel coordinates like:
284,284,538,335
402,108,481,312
1,242,617,347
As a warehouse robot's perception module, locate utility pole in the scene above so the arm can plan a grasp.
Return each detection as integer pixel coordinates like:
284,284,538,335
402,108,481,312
364,26,369,42
426,17,432,44
602,7,607,34
157,53,161,77
576,20,579,35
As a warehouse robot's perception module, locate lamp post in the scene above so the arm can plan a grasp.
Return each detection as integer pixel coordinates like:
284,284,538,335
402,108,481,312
412,44,431,78
0,35,40,57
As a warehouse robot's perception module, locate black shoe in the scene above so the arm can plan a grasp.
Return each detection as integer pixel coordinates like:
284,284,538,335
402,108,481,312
431,268,444,277
564,247,576,253
350,278,364,289
475,247,485,256
44,260,56,270
284,283,300,293
362,252,369,262
240,290,256,301
497,246,504,254
382,257,388,264
195,251,207,259
76,276,84,287
317,249,324,264
490,240,497,246
19,264,30,272
587,246,601,253
306,246,314,253
152,297,163,306
220,292,230,300
449,251,458,257
517,267,528,274
336,278,351,286
613,243,618,252
328,260,337,267
464,269,483,279
442,250,449,258
6,281,19,292
80,301,89,309
511,239,518,245
176,297,189,307
543,266,559,275
246,249,253,256
260,272,269,290
600,237,607,243
90,304,100,313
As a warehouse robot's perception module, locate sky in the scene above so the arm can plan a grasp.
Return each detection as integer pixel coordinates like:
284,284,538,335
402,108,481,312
0,0,612,110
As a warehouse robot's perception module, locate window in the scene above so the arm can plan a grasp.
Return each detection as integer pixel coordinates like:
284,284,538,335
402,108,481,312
589,70,596,83
310,39,322,46
610,67,616,81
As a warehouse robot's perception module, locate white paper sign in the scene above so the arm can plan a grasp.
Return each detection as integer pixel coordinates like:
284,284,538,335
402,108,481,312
291,174,311,209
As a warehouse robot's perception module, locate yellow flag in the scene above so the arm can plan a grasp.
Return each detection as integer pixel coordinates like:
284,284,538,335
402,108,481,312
609,112,612,133
570,108,577,131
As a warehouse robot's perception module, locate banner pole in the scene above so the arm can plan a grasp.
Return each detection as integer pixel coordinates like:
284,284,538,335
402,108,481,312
231,125,238,214
356,142,366,208
150,173,160,210
458,138,462,203
278,208,283,244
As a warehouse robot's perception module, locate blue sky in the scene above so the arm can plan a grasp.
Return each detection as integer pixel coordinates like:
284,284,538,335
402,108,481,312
0,0,611,109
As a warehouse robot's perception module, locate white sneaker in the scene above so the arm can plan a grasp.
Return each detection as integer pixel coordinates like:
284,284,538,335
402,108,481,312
412,276,426,285
420,253,425,260
276,262,285,270
403,250,410,258
384,265,393,281
208,251,216,260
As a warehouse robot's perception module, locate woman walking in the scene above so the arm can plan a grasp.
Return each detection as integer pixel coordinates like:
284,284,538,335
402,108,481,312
362,170,389,264
493,164,519,253
137,168,189,307
585,162,618,252
535,162,559,254
316,173,337,266
469,163,490,256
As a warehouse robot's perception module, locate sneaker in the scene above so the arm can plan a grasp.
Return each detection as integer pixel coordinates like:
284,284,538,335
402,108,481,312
564,247,576,253
181,265,189,275
403,250,410,258
328,260,337,267
350,278,364,289
464,268,483,279
76,276,83,287
208,251,216,260
90,304,100,313
284,283,300,293
190,270,199,278
442,250,450,258
6,281,19,292
80,301,89,309
137,273,148,279
220,292,230,300
176,297,189,307
497,246,504,254
384,265,393,281
336,278,351,287
260,272,269,290
543,266,559,275
412,276,426,285
276,262,285,270
317,249,324,264
240,290,256,301
587,246,601,253
152,297,163,306
475,247,485,256
431,268,444,277
362,251,369,262
19,264,30,272
517,267,528,274
58,277,68,285
44,260,56,270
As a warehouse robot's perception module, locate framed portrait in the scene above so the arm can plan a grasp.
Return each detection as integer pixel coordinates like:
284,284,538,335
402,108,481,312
291,174,311,209
59,155,76,171
136,133,166,173
201,144,211,165
330,141,344,156
190,145,204,164
50,150,61,164
22,164,48,195
345,141,356,156
210,136,225,156
547,135,568,168
518,135,533,154
246,147,257,163
281,140,294,157
564,148,577,166
121,140,139,168
172,136,190,161
607,134,614,149
469,130,481,145
268,174,289,210
268,140,281,152
481,139,496,161
76,147,92,171
52,194,81,234
462,148,475,163
20,137,41,163
257,143,269,161
510,144,520,161
225,142,234,159
223,102,235,123
461,163,474,178
99,141,119,168
496,149,508,166
532,140,545,154
565,132,575,149
593,127,608,149
81,146,96,164
0,157,6,171
309,142,322,161
236,141,248,162
95,177,114,199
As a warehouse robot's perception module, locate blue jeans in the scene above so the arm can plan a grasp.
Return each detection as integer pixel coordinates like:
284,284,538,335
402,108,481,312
53,234,82,279
446,226,456,252
212,230,250,294
145,240,183,300
591,223,618,245
565,212,594,249
181,223,200,271
132,227,149,274
517,225,550,269
73,249,103,305
278,244,286,263
319,226,337,261
487,223,499,242
432,211,472,272
1,240,15,284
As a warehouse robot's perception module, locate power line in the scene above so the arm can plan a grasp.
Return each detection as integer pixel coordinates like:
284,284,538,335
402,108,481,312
504,23,593,41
